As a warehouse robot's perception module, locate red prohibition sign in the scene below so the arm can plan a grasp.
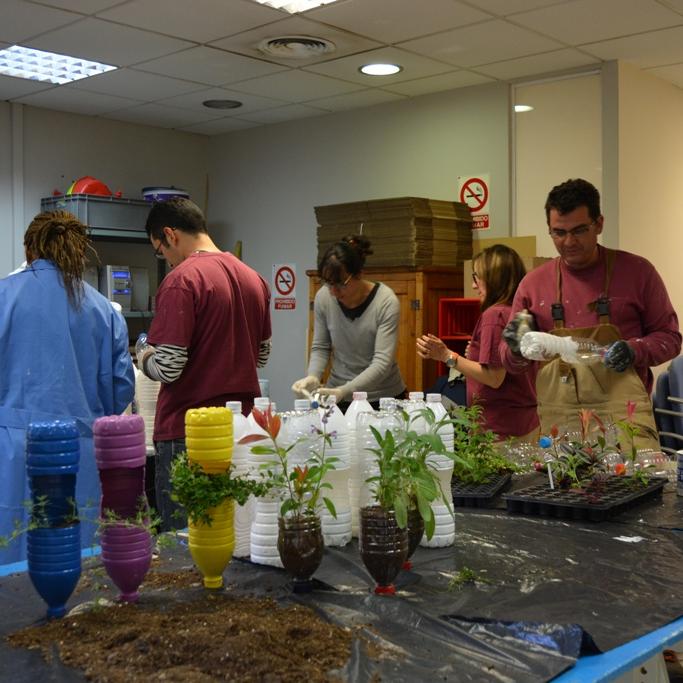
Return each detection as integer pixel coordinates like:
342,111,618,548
275,266,295,296
460,177,489,213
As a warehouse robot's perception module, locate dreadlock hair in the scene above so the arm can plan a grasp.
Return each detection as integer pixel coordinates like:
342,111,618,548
24,210,95,308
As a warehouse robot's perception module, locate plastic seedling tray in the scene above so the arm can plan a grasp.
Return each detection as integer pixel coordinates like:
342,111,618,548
503,476,667,522
451,472,512,508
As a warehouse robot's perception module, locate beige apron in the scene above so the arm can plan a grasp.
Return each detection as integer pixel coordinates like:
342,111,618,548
535,250,659,450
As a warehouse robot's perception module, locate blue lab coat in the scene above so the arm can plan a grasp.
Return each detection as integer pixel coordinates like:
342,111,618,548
0,260,135,564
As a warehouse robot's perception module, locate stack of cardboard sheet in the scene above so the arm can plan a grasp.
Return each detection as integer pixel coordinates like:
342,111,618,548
314,197,473,268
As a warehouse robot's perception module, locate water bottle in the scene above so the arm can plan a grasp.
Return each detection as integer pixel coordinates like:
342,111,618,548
226,401,255,558
404,391,427,435
520,331,608,363
421,394,455,548
318,396,352,547
345,392,374,537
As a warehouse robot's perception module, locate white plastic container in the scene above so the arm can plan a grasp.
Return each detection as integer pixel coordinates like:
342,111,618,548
345,392,374,537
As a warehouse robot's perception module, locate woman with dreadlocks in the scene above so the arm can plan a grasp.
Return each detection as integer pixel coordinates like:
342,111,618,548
0,211,135,563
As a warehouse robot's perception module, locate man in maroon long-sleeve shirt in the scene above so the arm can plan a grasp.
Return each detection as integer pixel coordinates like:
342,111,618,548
501,178,680,445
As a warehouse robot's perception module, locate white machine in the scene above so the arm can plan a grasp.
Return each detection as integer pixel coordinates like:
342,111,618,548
99,265,132,311
130,267,150,312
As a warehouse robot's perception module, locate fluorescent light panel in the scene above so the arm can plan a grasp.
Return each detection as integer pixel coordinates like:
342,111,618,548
0,45,116,85
252,0,340,13
360,63,402,76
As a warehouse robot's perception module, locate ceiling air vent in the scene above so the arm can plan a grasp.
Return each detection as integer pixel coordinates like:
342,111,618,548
257,36,336,59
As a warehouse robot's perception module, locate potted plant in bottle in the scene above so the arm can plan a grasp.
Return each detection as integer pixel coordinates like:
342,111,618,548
239,402,338,593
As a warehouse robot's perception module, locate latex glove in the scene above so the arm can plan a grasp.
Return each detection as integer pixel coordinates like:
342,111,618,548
317,386,347,403
502,311,535,356
603,340,635,372
291,375,320,397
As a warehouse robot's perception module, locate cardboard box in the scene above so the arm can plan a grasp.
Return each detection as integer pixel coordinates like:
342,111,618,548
463,256,552,292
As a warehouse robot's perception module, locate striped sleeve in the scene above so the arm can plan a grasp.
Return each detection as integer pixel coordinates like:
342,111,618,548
141,343,188,384
258,338,272,368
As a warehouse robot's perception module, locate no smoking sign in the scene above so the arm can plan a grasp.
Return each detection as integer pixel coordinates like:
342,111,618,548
458,174,490,230
272,263,296,310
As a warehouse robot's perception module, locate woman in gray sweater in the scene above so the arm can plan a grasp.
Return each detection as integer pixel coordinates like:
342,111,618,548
292,235,406,411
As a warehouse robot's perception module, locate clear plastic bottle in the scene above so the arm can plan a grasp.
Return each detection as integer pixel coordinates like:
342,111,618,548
345,392,374,537
226,401,255,558
422,394,455,548
520,331,607,363
404,391,427,435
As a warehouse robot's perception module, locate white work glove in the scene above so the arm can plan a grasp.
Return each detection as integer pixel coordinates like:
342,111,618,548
317,386,348,402
291,375,320,397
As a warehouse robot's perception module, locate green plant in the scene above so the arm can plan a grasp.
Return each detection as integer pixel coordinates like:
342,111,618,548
239,403,338,520
170,452,271,526
448,565,491,591
0,495,79,548
449,404,516,485
613,400,653,486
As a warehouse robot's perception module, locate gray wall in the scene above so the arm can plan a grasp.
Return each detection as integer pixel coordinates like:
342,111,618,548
207,82,512,409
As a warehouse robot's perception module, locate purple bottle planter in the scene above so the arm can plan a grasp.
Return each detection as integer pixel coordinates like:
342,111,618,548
26,420,80,527
94,416,147,520
100,524,152,602
27,525,81,619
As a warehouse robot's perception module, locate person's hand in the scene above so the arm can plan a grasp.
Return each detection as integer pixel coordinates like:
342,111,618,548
317,386,347,402
291,375,320,396
603,340,635,372
416,333,449,363
502,312,535,356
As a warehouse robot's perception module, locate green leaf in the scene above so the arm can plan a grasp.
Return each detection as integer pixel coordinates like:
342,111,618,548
323,497,337,519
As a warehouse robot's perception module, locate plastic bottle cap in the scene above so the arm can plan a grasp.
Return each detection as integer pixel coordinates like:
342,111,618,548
254,397,271,409
408,392,424,400
426,394,441,402
226,401,242,413
352,392,368,400
294,399,311,411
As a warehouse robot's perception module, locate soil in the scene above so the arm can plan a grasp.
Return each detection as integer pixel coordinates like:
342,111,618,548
7,567,357,682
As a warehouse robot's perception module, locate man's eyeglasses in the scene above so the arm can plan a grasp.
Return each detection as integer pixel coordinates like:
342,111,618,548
549,221,596,240
321,273,353,290
153,241,165,260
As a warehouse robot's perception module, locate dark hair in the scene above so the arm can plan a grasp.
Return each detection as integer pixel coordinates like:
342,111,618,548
145,197,207,244
473,244,526,311
544,178,601,223
317,234,373,282
24,210,94,308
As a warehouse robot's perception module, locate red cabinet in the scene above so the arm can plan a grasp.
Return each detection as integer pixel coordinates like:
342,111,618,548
438,297,480,365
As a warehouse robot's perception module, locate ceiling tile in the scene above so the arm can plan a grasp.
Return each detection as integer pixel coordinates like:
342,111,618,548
104,102,224,128
14,85,142,115
303,46,454,85
26,17,193,66
475,48,601,80
98,0,286,44
157,86,287,113
511,0,683,45
0,73,56,99
306,88,406,111
238,102,328,123
460,0,575,16
384,70,494,96
176,116,260,136
646,62,683,88
0,0,80,43
135,46,286,86
26,0,124,12
209,15,381,66
398,19,562,67
306,0,490,43
581,26,683,68
70,68,206,101
230,69,360,101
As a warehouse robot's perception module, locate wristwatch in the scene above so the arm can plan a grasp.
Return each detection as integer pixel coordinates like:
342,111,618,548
445,352,458,369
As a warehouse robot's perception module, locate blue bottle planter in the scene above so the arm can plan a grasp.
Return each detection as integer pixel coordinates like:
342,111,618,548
27,525,81,619
26,420,80,527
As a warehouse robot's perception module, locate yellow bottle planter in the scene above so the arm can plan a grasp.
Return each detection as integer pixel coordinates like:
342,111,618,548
188,499,235,589
185,407,233,474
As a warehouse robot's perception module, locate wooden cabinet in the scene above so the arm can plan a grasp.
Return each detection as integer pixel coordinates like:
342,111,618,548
307,266,464,393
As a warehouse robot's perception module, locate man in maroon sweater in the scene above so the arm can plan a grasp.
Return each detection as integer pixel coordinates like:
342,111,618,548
501,178,680,446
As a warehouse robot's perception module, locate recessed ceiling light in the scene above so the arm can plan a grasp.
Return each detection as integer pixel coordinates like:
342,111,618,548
514,104,534,113
251,0,341,12
0,44,116,85
359,63,402,76
203,99,243,109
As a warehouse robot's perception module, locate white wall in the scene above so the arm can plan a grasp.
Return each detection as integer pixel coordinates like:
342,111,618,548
514,73,602,257
207,82,511,408
616,62,683,372
0,105,209,275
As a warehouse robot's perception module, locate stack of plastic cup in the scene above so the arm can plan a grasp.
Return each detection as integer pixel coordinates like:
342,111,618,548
185,407,235,587
94,414,152,602
26,419,82,618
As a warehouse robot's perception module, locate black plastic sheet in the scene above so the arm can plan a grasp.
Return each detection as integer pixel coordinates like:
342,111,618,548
2,483,683,682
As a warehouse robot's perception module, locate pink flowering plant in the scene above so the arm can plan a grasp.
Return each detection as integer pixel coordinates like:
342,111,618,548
239,402,338,520
613,400,653,486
